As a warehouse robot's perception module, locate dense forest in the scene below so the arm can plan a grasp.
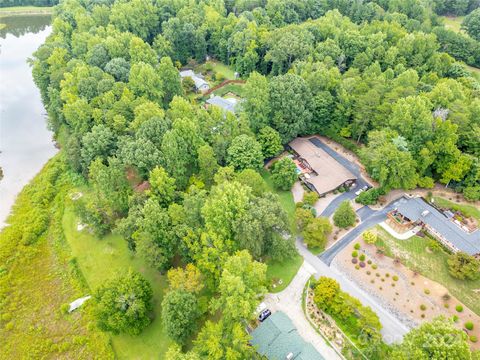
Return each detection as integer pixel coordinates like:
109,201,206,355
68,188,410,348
2,0,480,359
0,0,57,7
32,0,480,201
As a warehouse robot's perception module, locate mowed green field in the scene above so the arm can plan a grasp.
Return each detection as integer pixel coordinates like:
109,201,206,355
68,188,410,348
440,15,465,33
62,205,171,359
0,6,53,16
375,226,480,315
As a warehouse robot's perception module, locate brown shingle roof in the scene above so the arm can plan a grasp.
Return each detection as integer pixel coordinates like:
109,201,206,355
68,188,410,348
289,137,356,195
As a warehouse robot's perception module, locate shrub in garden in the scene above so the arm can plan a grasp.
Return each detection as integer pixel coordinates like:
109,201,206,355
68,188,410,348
453,315,459,322
428,239,441,252
362,230,377,244
355,187,385,205
385,273,390,278
359,254,365,261
367,260,372,264
333,201,356,228
354,243,361,250
352,251,358,258
421,314,425,318
352,258,358,264
392,275,398,281
456,305,464,312
470,335,478,343
465,322,474,331
372,264,378,269
359,262,366,268
442,293,451,301
367,271,371,275
444,303,449,308
420,304,427,311
424,289,430,295
355,265,360,270
303,191,319,206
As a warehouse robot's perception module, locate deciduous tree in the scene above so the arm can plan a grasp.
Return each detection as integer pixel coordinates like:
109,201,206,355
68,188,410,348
391,317,473,360
333,200,356,228
93,271,153,335
447,252,480,280
302,217,332,249
257,126,283,158
270,157,297,190
227,135,264,171
162,289,200,344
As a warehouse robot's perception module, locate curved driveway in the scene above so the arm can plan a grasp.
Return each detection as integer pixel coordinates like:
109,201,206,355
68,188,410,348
308,137,370,218
291,138,411,343
319,200,401,265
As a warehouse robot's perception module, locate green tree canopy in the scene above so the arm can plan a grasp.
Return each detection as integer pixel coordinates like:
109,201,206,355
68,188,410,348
302,217,332,249
462,8,480,41
162,289,200,344
391,317,473,360
257,126,284,158
93,270,153,335
270,157,298,190
227,134,264,171
447,252,480,280
333,200,356,228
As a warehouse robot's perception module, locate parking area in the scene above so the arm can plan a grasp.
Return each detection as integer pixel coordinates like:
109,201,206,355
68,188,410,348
263,262,342,360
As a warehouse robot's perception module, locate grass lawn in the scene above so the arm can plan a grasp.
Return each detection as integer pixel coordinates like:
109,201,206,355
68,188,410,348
0,6,53,16
466,65,480,82
433,196,480,221
260,169,296,232
440,15,465,33
207,60,236,80
266,254,303,293
62,204,171,359
375,226,480,315
214,83,246,98
260,169,303,292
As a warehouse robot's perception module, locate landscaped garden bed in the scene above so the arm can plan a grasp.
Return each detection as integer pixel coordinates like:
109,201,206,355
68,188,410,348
335,231,480,350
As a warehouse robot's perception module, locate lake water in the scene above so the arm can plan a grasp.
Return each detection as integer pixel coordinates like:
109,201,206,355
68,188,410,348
0,15,57,228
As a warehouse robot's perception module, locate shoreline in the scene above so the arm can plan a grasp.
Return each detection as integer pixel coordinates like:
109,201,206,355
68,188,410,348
0,6,53,17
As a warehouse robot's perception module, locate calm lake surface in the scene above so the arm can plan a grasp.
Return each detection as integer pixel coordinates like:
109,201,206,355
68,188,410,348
0,15,57,228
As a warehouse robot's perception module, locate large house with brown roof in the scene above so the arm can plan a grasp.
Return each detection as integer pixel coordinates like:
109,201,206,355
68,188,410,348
288,137,357,196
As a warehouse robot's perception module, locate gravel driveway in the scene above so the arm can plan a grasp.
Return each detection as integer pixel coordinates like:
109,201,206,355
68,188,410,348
264,262,342,360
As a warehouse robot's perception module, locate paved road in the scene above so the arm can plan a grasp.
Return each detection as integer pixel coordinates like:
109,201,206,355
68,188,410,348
296,239,410,343
308,138,370,217
319,201,400,265
292,137,410,344
264,262,343,360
